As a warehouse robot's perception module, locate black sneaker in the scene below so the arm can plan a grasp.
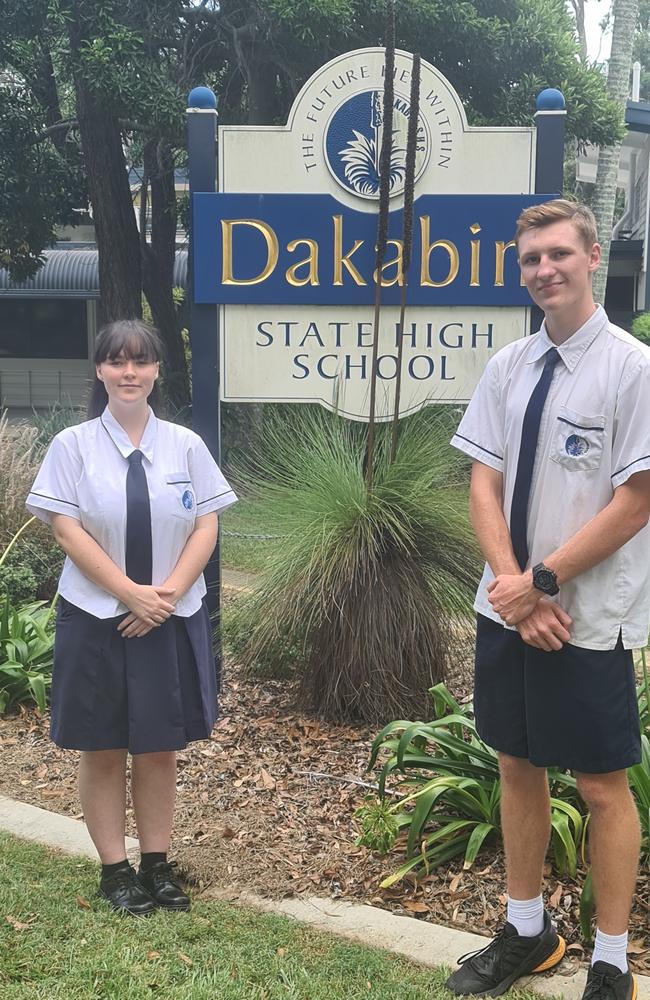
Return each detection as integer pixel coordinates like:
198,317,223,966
582,962,637,1000
445,911,566,997
99,864,157,917
138,861,190,911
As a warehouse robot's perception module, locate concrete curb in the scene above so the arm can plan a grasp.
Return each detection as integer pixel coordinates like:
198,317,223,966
0,794,139,861
0,794,648,999
207,890,650,1000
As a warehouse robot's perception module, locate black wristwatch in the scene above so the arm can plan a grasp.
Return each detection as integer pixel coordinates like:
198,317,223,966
532,563,559,596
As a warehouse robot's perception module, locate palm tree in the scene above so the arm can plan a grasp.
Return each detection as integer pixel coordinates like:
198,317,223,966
592,0,640,306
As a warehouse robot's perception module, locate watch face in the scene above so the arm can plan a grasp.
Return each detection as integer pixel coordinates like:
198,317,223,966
535,568,556,592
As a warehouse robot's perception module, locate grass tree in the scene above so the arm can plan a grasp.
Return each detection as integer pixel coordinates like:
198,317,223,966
231,406,480,722
229,4,480,722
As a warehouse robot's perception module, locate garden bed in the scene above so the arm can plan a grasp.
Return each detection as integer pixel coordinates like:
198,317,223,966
1,649,649,976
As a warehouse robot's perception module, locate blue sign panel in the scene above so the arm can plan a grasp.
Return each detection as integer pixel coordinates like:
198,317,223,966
193,192,553,307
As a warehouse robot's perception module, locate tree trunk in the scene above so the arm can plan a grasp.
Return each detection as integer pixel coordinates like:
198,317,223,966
570,0,588,62
68,20,142,321
246,60,279,124
592,0,639,306
141,139,191,413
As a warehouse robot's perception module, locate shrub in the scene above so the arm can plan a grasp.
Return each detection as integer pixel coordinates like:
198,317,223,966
0,413,39,548
30,402,83,457
359,683,584,884
0,524,56,712
0,596,55,713
0,410,68,604
631,312,650,346
230,406,481,722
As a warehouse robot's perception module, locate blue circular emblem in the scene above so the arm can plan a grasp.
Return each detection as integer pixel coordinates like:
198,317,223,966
565,434,589,457
324,90,430,200
182,489,194,510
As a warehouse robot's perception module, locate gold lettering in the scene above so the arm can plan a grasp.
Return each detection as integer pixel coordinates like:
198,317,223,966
222,220,279,285
494,239,517,287
333,215,367,285
286,239,320,286
373,239,404,286
420,217,459,287
470,223,481,287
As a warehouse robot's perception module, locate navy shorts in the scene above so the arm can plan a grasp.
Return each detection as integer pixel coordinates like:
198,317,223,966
51,598,217,755
474,615,641,774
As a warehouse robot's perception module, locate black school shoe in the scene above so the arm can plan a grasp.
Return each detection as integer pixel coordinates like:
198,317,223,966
582,962,637,1000
138,861,191,911
99,864,157,916
445,911,566,997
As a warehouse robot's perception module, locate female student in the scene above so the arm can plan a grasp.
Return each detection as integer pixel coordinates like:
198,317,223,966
27,319,237,915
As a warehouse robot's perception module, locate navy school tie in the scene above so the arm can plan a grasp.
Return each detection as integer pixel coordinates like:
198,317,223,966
125,450,153,585
509,347,560,570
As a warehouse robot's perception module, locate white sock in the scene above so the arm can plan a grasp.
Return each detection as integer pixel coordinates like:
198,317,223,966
506,894,544,937
592,928,628,974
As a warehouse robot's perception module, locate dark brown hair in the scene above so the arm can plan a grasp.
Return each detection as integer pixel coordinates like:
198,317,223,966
87,319,165,419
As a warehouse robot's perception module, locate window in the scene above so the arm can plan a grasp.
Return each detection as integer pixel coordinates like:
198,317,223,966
0,300,88,359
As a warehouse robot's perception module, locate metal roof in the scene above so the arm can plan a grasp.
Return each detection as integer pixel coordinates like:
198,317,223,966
0,248,189,299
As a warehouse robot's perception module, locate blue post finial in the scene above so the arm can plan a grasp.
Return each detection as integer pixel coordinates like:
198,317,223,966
536,88,566,112
188,86,218,110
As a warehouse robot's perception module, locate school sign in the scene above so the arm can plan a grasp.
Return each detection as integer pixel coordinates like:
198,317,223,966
189,48,565,422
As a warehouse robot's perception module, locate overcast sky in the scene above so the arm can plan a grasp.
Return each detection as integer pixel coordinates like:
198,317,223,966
582,0,613,62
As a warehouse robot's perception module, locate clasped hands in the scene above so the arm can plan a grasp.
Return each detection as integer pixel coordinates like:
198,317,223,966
117,584,176,639
487,571,571,652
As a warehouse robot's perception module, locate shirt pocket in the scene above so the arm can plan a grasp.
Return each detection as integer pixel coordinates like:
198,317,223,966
164,473,197,520
551,405,606,472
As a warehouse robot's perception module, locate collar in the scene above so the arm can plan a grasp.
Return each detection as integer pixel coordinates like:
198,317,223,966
526,305,608,372
99,406,157,463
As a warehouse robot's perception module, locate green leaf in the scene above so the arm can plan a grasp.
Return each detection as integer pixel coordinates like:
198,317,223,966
463,822,495,868
579,869,596,943
551,813,577,877
27,673,47,713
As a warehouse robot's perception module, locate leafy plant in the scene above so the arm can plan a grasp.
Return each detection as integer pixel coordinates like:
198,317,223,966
230,406,480,722
0,595,55,713
0,521,56,713
631,312,650,346
359,683,584,885
0,406,75,605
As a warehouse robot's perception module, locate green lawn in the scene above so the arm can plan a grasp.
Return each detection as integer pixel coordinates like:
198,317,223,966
0,834,557,1000
219,500,275,574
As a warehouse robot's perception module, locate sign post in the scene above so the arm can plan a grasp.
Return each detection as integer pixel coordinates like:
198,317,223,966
186,86,222,682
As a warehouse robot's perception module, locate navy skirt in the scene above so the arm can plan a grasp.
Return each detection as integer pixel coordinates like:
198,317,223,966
51,597,218,754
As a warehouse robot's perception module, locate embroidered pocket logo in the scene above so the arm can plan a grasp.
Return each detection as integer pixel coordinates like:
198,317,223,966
565,434,589,457
182,489,194,510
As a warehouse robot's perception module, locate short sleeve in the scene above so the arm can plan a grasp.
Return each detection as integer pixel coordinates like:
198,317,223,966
450,358,504,472
26,431,82,523
611,358,650,489
188,436,238,516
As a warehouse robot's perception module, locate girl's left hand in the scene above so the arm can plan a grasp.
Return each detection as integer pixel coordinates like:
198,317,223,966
117,613,156,639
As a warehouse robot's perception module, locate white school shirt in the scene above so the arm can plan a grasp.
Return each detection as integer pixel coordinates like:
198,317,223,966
26,407,238,618
451,305,650,651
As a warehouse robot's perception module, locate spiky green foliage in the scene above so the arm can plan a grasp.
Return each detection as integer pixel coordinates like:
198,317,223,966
231,406,480,721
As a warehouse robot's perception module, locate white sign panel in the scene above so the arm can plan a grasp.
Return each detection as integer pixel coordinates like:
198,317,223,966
216,47,537,421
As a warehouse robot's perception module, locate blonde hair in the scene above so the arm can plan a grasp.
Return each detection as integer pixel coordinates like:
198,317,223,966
515,199,598,252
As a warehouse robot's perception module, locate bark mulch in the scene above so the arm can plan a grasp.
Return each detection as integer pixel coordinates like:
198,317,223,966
0,658,648,976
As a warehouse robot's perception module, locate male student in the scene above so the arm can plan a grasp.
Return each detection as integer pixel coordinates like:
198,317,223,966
447,199,650,1000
